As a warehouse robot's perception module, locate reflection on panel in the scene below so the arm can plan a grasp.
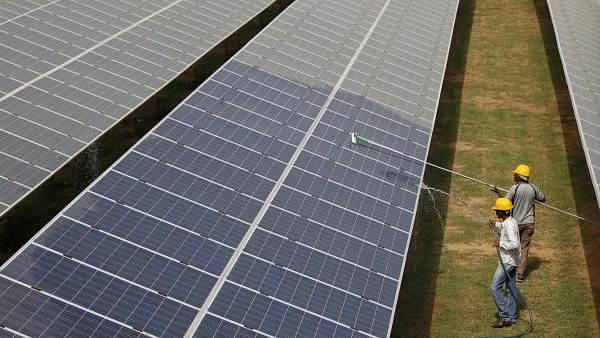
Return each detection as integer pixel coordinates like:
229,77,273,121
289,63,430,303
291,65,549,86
0,0,459,337
547,0,600,206
0,0,275,215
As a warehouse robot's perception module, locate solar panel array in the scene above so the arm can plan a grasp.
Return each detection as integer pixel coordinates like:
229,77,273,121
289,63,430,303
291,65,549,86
0,0,276,216
547,0,600,206
0,0,459,337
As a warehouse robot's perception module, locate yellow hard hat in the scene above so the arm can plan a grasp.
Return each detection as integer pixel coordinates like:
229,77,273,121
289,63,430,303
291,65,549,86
513,164,531,177
492,197,513,211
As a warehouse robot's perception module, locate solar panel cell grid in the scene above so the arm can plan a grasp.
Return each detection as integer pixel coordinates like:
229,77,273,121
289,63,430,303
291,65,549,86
0,329,15,338
0,111,82,156
2,246,197,336
33,218,217,306
207,282,373,338
0,0,276,215
0,277,143,337
547,0,600,206
198,0,457,336
195,314,265,338
0,1,45,22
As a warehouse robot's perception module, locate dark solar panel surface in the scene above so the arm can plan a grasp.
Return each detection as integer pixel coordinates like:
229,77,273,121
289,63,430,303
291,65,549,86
547,0,600,206
0,0,275,216
0,0,459,336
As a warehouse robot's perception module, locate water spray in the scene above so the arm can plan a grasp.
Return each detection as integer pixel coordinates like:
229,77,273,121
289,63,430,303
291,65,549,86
349,132,592,223
419,183,447,225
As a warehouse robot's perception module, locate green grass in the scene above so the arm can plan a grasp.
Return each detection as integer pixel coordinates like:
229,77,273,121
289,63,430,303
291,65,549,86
392,0,600,337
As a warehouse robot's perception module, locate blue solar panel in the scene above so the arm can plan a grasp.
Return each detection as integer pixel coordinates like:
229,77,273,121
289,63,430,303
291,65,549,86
0,273,143,337
0,0,459,336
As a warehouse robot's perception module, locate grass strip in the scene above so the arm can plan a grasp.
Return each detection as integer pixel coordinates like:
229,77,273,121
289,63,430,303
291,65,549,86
393,0,600,336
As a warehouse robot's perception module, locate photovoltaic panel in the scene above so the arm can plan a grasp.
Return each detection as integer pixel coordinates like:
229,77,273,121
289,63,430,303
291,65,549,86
0,0,459,337
0,0,51,22
547,0,600,206
192,1,457,336
0,0,276,216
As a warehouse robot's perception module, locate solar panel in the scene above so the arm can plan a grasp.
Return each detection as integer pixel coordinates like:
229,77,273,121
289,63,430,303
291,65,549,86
0,0,277,216
547,0,600,206
0,0,49,22
0,0,459,336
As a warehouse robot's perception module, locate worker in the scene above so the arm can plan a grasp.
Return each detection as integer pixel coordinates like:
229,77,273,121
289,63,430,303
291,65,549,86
492,164,545,282
488,198,520,328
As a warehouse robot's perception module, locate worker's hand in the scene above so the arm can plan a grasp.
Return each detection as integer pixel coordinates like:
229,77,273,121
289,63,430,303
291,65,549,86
493,240,499,248
490,185,500,195
487,219,495,227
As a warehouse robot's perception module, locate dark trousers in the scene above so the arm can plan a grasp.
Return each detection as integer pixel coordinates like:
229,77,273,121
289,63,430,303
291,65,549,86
517,223,535,278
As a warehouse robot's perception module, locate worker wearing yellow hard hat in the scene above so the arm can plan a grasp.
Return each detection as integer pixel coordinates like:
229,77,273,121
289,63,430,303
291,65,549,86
492,197,514,211
488,197,520,328
492,164,545,282
513,164,531,178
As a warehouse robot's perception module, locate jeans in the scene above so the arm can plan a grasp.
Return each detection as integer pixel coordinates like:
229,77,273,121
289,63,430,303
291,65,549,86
490,262,518,320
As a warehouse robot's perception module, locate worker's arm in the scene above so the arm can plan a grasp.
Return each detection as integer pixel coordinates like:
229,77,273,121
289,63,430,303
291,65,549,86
490,185,503,197
532,183,546,202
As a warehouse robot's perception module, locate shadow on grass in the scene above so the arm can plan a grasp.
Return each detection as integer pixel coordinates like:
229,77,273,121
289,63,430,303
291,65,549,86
524,256,549,278
533,0,600,325
390,0,476,336
0,0,295,264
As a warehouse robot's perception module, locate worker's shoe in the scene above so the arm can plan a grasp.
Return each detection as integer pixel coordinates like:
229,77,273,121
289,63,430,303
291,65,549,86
495,314,518,323
491,318,513,328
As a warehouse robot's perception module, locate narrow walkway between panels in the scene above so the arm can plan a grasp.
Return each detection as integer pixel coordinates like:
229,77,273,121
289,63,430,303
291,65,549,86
392,0,600,336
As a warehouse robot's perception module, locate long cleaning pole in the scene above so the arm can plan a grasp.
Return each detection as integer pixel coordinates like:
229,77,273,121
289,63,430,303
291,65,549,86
350,132,592,223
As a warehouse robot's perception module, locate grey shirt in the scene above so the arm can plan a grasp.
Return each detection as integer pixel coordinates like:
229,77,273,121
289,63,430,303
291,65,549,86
506,182,545,225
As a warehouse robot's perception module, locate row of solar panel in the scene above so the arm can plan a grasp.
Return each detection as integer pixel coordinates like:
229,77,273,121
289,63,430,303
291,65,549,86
546,0,600,206
0,65,402,337
0,0,276,214
0,0,459,336
198,0,457,335
0,275,144,337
